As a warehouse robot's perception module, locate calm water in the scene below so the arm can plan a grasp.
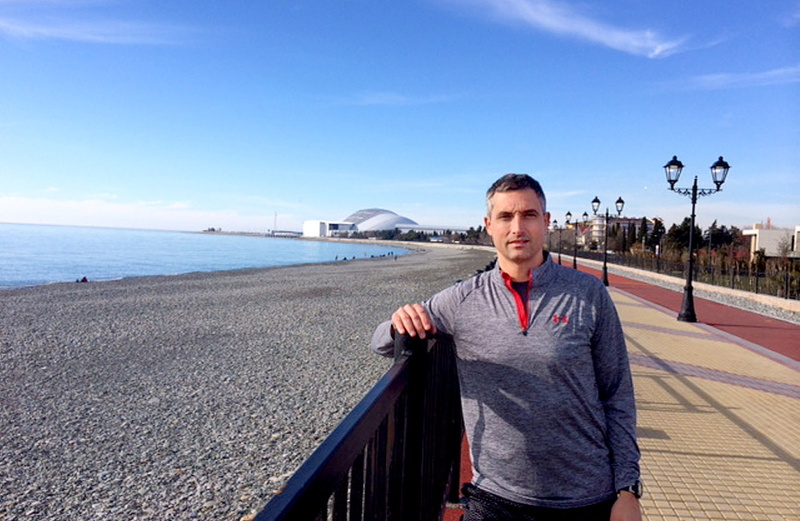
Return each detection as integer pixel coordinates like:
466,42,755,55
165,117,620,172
0,223,409,288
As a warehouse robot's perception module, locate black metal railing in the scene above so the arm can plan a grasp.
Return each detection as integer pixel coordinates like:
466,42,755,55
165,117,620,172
569,250,799,300
254,334,464,521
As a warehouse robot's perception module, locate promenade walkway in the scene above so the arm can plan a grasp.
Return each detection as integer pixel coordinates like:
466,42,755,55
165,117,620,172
445,261,800,521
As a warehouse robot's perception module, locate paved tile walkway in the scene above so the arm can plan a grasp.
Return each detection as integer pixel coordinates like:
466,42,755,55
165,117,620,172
615,287,799,520
445,263,800,520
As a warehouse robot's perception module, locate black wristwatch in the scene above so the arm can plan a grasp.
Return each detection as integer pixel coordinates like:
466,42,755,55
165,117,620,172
618,480,643,499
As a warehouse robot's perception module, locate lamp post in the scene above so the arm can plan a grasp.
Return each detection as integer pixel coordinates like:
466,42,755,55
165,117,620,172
552,219,563,265
664,155,731,322
591,195,624,286
566,211,589,269
565,212,572,268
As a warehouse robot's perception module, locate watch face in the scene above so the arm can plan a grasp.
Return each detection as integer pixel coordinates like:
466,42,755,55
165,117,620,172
620,480,643,498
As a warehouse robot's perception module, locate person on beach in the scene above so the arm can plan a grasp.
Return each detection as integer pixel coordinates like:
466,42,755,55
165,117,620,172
370,174,642,521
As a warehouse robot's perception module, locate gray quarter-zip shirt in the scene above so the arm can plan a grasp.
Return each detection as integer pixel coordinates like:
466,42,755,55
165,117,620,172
371,254,640,508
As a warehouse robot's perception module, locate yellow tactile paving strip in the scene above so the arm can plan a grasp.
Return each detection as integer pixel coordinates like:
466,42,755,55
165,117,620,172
610,288,800,521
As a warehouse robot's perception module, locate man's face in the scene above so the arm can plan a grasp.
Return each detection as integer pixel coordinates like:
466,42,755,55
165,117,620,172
484,188,551,271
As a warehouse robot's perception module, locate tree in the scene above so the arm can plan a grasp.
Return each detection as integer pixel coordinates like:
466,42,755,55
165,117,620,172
607,223,624,252
377,228,401,240
626,222,637,252
464,226,482,245
461,225,492,245
646,219,666,252
751,248,767,274
638,218,648,247
703,220,735,250
665,217,703,252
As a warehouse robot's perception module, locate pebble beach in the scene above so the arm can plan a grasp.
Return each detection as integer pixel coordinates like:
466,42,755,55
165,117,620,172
0,246,496,521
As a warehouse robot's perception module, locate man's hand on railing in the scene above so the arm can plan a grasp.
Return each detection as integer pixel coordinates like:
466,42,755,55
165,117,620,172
391,303,437,339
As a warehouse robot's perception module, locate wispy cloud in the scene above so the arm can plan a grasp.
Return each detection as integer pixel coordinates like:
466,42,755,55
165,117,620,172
0,0,193,45
681,64,800,90
0,17,192,44
548,189,587,201
782,4,800,27
445,0,687,58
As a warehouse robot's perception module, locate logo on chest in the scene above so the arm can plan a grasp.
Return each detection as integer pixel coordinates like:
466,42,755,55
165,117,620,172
552,313,569,325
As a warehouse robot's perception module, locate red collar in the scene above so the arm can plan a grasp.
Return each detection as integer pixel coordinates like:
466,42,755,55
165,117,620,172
501,270,532,332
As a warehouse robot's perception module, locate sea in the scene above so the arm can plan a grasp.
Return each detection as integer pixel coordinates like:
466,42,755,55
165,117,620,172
0,223,410,289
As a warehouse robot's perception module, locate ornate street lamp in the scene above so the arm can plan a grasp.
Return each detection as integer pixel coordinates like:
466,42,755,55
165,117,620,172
565,212,573,268
552,219,563,265
592,195,625,286
664,155,730,322
566,211,590,269
579,212,589,268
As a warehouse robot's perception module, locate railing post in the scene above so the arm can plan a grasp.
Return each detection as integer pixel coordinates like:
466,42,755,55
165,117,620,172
394,334,429,521
785,266,791,299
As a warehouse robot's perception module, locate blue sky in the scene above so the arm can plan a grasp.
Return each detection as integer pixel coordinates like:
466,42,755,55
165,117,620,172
1,0,798,233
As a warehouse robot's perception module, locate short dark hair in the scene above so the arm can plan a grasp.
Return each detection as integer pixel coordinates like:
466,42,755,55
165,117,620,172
486,173,547,215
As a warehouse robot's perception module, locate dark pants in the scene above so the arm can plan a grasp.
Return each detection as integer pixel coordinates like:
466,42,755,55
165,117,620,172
462,484,615,521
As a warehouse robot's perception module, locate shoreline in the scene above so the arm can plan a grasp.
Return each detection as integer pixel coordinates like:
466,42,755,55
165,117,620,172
0,234,426,293
0,249,421,294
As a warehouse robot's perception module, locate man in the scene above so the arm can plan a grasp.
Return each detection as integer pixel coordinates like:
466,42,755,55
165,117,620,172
371,174,642,521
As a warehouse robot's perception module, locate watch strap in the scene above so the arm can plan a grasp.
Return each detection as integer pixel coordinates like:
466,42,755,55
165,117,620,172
618,480,643,498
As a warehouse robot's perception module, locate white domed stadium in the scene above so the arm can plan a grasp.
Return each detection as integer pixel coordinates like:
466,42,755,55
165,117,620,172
342,208,418,232
302,208,419,237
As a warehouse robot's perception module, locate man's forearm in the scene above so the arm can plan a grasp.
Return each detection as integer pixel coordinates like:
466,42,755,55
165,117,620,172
370,320,394,357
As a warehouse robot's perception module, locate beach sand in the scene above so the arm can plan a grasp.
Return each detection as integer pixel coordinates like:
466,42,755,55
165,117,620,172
0,245,495,520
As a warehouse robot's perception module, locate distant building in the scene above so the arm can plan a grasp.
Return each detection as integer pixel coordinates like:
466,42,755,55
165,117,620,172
742,224,799,260
302,220,356,238
575,215,654,248
342,208,419,232
302,208,468,238
303,208,418,238
794,226,800,257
